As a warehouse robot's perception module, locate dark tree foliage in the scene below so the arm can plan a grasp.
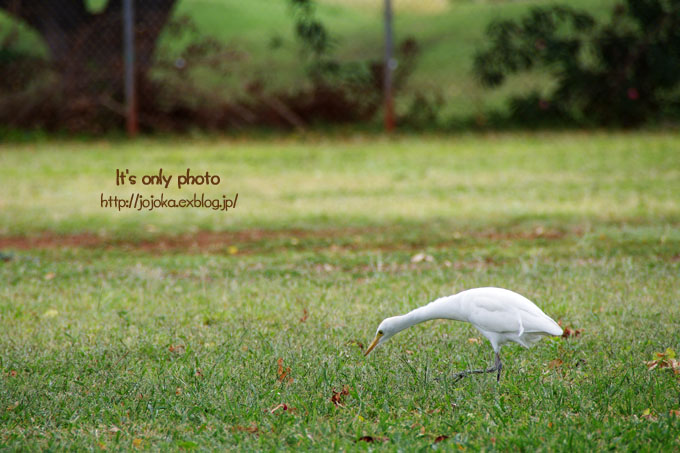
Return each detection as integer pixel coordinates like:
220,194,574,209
290,0,331,58
474,0,680,126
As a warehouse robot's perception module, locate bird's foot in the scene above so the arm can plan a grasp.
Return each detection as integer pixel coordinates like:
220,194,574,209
451,366,498,383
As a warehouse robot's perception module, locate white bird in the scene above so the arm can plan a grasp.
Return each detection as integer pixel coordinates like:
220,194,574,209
364,287,563,382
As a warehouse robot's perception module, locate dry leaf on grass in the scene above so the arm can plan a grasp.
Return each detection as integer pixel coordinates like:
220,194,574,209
434,435,449,443
331,385,350,407
561,326,583,338
357,435,388,443
6,401,19,411
276,358,293,383
411,253,434,263
645,347,680,374
299,308,309,323
640,408,658,421
346,340,364,351
548,359,564,369
168,344,185,354
233,423,258,434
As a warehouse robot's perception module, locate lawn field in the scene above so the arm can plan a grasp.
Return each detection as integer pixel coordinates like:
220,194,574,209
1,132,680,450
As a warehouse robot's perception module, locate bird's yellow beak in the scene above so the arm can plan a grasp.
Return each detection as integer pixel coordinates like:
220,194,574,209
364,332,383,356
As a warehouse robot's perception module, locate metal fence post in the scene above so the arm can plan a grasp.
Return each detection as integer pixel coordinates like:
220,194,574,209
123,0,138,136
384,0,395,132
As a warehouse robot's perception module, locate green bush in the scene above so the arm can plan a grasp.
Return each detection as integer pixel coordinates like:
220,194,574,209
474,0,680,127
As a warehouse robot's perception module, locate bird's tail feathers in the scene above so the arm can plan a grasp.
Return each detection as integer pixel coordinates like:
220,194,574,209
545,318,563,336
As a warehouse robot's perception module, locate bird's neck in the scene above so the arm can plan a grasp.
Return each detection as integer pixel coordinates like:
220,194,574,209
394,294,468,333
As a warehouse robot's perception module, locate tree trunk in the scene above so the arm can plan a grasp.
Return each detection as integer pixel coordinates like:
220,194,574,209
1,0,176,95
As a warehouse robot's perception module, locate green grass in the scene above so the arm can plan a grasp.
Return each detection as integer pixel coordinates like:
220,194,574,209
1,132,680,450
1,132,679,236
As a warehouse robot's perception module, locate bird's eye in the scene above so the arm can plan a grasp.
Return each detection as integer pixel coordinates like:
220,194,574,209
378,330,383,335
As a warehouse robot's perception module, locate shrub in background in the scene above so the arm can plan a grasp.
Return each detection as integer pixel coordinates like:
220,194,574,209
475,0,680,127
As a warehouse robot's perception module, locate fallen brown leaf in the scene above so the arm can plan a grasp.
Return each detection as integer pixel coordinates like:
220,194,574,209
299,308,309,323
276,358,293,383
641,408,657,421
357,436,388,443
411,253,434,263
549,359,563,369
168,344,185,354
645,359,680,374
233,423,258,434
346,340,364,351
44,272,56,280
562,326,582,338
331,385,350,407
645,348,680,374
434,435,449,443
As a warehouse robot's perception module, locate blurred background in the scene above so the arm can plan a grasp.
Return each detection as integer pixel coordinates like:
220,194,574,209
2,0,678,136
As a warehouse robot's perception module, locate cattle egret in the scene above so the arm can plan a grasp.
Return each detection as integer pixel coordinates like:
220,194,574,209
365,287,563,382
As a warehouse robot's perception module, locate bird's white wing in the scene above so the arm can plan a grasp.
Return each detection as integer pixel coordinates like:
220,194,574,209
471,287,547,317
467,295,558,335
467,296,522,334
467,288,562,335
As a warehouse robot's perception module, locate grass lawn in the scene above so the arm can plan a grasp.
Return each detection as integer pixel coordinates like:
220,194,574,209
1,132,680,450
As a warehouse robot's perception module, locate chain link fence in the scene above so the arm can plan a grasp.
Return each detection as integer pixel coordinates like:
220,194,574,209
0,0,569,135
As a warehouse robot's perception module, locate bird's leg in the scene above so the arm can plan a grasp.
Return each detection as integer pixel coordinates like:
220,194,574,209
495,351,502,383
451,351,501,383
